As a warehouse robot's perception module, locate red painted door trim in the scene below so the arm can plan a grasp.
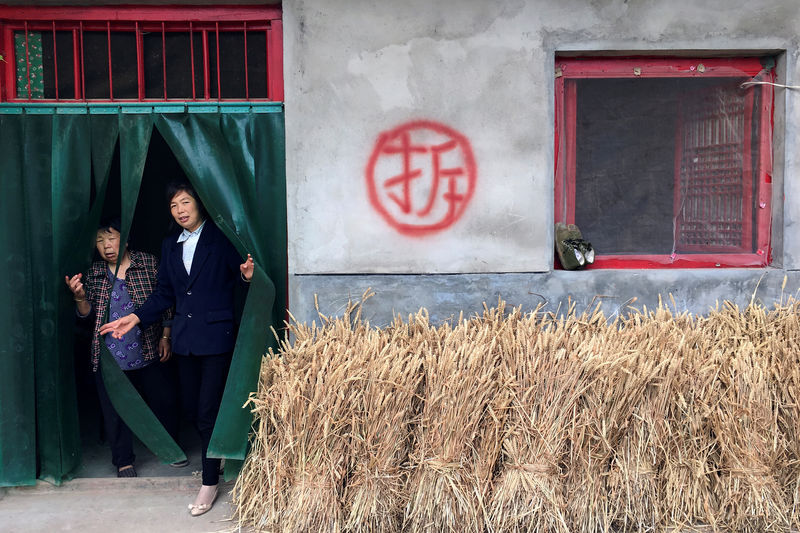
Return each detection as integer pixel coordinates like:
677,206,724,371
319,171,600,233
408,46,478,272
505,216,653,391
0,6,282,23
0,5,284,102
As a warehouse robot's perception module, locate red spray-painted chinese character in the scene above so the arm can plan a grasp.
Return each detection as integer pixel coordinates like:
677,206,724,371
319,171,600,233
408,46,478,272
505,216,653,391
366,120,477,237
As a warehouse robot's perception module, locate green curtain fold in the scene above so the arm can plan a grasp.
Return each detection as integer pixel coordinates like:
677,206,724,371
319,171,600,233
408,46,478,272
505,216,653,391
41,114,92,484
0,109,286,486
0,114,38,486
25,115,59,482
100,113,185,465
32,113,83,485
0,113,90,485
155,113,286,462
84,115,120,267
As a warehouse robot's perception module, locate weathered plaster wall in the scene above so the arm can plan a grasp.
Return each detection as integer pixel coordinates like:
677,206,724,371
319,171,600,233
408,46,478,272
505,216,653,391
284,0,800,323
285,1,549,274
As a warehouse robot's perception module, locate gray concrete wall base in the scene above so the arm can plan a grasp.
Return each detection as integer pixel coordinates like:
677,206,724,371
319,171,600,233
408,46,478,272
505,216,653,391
290,269,800,327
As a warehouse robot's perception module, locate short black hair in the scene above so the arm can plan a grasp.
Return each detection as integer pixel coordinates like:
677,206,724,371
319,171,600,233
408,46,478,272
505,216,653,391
98,216,121,234
96,216,134,249
165,180,208,220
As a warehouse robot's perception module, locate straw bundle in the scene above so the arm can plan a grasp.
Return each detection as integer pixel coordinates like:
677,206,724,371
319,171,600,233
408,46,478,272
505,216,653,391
231,323,306,532
606,305,684,532
233,294,800,533
341,313,426,533
771,300,800,529
276,332,358,530
231,359,282,531
233,300,373,533
562,308,662,533
404,304,511,533
659,318,722,530
706,303,788,531
487,307,586,533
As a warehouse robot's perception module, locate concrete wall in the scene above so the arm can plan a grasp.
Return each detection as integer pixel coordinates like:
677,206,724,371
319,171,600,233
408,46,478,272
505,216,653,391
283,0,800,324
6,0,799,322
285,0,550,275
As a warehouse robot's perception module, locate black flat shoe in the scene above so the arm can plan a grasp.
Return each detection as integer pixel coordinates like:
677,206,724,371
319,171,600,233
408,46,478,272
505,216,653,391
117,465,137,477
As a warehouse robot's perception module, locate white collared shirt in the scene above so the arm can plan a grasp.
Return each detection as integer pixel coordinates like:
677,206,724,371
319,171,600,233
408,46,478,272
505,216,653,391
176,221,206,274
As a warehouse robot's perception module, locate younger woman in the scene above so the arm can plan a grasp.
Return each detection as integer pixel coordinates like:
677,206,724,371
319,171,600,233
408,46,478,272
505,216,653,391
100,184,253,515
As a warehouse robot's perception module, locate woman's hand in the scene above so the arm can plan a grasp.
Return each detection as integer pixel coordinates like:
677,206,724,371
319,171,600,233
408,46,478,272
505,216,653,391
158,337,172,362
65,273,86,300
99,313,141,340
158,326,172,362
65,274,91,316
240,253,255,281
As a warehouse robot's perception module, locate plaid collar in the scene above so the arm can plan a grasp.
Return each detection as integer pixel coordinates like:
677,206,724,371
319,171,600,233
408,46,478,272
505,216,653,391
128,250,145,269
109,250,148,274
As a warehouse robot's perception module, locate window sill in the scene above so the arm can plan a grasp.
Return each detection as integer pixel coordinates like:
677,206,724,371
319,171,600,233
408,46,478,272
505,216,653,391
558,253,769,269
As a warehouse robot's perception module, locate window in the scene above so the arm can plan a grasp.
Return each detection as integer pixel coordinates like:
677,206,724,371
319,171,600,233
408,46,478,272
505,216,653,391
0,6,283,102
554,57,774,268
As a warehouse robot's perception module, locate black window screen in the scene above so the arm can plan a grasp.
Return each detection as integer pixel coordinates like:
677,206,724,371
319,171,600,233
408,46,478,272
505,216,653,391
574,77,759,255
40,31,75,99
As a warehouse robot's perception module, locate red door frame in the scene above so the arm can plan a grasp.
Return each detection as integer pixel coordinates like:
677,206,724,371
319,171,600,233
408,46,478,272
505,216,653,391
554,57,774,268
0,5,283,102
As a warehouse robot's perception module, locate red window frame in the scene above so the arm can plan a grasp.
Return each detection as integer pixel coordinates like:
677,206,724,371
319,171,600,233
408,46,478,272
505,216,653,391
0,5,283,102
554,57,774,268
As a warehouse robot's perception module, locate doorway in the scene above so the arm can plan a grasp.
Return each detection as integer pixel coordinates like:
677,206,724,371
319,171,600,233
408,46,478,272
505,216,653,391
0,109,287,486
71,129,205,478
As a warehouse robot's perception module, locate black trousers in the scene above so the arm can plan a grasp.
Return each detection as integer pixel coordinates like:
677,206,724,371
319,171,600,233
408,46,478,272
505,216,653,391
94,361,179,468
175,352,231,486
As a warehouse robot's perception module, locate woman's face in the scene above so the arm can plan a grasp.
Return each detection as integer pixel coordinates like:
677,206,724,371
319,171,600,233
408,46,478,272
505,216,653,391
170,190,203,232
96,227,124,265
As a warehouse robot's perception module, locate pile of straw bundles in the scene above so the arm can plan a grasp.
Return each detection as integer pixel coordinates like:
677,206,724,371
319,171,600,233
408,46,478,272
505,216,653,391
233,296,800,533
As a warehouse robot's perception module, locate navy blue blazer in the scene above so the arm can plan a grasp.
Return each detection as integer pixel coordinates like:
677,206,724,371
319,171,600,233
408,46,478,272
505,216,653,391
136,220,245,356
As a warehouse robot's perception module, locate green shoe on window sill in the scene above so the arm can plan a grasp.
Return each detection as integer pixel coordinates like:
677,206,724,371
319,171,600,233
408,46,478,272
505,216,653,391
555,223,595,270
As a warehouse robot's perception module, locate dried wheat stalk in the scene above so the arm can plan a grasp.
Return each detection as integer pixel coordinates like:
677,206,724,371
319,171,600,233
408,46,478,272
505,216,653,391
404,303,511,533
342,312,426,533
488,306,586,533
232,294,800,533
707,303,789,532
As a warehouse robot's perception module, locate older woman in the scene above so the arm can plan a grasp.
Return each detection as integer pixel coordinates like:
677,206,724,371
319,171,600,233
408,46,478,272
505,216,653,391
100,182,254,516
65,218,178,477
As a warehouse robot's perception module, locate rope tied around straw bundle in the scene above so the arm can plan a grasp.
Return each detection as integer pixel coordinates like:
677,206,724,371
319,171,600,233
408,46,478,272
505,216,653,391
349,464,405,478
345,467,404,486
418,457,464,474
632,464,658,476
293,472,339,491
727,465,778,489
506,461,559,476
